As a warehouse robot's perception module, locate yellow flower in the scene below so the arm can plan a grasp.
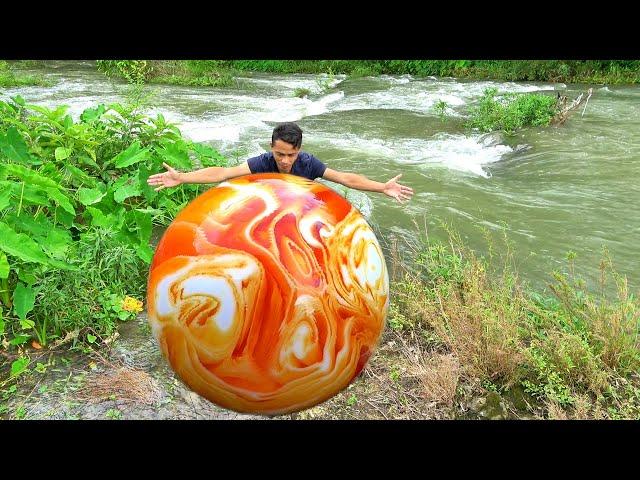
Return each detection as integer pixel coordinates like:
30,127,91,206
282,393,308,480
121,296,144,313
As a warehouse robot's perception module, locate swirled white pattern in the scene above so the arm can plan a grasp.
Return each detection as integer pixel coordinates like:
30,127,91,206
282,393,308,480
147,173,388,414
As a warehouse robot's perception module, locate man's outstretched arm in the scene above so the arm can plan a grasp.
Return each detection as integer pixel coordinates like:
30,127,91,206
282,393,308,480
147,162,251,191
322,168,414,203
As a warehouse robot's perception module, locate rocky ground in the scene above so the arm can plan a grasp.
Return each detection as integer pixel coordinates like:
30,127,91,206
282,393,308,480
1,314,533,420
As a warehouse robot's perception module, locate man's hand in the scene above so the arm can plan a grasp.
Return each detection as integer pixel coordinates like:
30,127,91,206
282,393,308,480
147,163,182,191
383,174,414,203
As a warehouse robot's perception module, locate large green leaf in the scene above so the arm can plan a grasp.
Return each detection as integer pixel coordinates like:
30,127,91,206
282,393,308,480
7,213,53,237
133,207,164,216
86,206,125,231
44,187,75,215
78,154,100,170
80,104,106,123
11,95,26,106
111,174,128,190
10,183,50,207
54,146,72,161
157,195,180,215
17,268,37,287
9,335,30,346
1,154,72,212
0,221,75,270
78,186,107,206
8,215,71,259
0,252,9,279
128,209,152,244
0,127,38,165
113,178,142,203
85,206,109,229
42,228,72,259
45,256,76,271
52,205,75,228
0,163,60,190
26,103,68,121
113,141,151,169
13,283,35,321
0,186,12,211
39,161,61,181
0,222,50,265
137,163,157,202
191,142,226,167
65,163,97,188
156,140,192,170
114,228,139,248
136,242,154,263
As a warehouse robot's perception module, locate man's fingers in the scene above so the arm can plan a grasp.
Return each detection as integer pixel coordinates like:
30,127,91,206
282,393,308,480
154,185,166,192
162,162,174,171
391,174,402,182
148,173,167,183
392,191,412,203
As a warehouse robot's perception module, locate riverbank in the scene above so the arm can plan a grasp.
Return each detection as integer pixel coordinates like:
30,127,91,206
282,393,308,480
2,229,638,420
0,61,53,87
1,71,638,420
95,60,640,85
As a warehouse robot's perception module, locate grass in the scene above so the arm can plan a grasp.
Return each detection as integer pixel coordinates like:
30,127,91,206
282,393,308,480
0,60,53,87
96,60,237,87
384,223,640,419
96,60,640,85
298,223,638,420
32,228,148,347
6,60,48,69
294,87,312,98
2,198,637,420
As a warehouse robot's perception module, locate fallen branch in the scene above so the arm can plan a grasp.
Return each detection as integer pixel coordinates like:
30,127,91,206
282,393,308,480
552,88,593,125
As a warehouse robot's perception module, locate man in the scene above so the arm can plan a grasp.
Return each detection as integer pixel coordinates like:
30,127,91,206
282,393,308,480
147,122,414,203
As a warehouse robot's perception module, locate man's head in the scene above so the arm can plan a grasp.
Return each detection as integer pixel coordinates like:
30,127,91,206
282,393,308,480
271,122,302,174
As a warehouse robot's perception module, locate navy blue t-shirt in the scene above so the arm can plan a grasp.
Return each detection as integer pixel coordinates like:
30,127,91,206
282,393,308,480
247,152,327,180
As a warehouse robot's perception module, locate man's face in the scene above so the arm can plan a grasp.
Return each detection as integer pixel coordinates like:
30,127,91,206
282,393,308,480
271,139,300,174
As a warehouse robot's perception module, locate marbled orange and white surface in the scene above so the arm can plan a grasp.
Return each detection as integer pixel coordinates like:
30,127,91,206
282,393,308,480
147,173,388,414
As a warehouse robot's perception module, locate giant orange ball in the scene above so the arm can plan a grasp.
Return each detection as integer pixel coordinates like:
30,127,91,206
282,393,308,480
147,173,389,414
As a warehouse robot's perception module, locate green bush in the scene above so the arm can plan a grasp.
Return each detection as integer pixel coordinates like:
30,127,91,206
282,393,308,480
96,60,151,84
0,91,228,351
466,88,558,135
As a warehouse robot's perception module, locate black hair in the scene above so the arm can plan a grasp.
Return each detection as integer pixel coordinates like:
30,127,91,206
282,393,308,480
271,122,303,149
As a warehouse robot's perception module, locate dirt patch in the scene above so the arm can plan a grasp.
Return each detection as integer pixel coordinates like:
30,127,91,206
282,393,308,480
75,366,162,406
3,314,522,420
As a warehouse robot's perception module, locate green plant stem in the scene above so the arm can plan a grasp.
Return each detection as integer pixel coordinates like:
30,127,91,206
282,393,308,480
0,277,11,308
17,182,24,217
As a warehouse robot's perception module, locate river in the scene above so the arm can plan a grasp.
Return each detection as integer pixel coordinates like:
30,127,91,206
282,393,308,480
3,61,638,292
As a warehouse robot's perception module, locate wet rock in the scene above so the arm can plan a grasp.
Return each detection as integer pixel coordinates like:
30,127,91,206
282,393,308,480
468,392,510,420
479,132,504,147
